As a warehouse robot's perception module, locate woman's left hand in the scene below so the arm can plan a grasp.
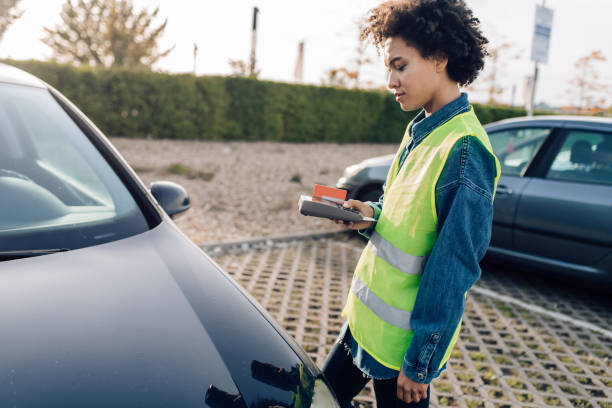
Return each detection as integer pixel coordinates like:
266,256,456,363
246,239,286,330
397,369,429,403
333,199,374,230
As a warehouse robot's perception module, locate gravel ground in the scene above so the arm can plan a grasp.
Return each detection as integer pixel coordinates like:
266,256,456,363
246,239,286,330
111,138,397,244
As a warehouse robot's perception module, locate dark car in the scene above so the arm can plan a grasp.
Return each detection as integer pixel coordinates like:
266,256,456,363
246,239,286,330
337,116,612,282
0,64,339,408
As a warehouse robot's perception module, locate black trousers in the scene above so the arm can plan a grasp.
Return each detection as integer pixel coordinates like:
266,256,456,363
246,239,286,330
322,339,430,408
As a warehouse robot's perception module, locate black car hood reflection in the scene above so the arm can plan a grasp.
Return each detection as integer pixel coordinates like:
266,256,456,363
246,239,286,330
206,360,316,408
0,222,317,408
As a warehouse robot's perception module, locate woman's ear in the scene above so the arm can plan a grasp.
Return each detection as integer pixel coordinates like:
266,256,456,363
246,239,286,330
434,54,448,73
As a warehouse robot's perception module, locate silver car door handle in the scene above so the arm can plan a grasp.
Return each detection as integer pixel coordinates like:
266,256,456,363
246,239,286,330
496,185,513,195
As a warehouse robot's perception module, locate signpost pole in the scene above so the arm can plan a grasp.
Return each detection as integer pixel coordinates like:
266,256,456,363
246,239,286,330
249,7,259,77
193,43,198,76
529,63,538,116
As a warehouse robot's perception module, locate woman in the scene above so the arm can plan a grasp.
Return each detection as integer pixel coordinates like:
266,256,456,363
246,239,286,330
323,1,500,407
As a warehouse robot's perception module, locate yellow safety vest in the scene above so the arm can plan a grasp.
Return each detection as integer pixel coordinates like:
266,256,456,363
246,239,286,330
342,107,501,370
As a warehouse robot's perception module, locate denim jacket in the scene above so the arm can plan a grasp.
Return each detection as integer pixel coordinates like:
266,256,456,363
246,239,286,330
339,92,497,383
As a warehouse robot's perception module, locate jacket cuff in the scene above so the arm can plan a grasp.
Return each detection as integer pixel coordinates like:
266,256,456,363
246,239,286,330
401,332,442,384
357,201,381,239
401,362,441,384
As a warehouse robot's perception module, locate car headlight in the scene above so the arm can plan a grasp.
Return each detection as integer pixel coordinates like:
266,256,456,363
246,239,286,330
311,379,340,408
343,163,365,179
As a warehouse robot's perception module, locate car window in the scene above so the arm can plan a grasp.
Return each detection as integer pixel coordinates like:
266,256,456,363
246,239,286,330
19,95,114,207
546,130,612,186
488,127,551,176
0,83,151,253
0,106,25,159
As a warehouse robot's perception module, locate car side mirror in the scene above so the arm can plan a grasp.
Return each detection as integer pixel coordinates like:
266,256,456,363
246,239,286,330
150,181,190,219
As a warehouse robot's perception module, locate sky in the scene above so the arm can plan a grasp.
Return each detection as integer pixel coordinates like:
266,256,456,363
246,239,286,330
1,0,611,108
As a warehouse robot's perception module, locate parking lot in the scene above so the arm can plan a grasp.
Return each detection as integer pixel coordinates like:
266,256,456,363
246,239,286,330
207,233,612,408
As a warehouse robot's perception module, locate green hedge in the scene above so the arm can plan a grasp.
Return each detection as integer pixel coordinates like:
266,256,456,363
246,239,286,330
3,59,530,143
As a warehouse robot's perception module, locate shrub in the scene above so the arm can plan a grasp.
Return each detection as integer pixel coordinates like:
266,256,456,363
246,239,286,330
3,59,545,143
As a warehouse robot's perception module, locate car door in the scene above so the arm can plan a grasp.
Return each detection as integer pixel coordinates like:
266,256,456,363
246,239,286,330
487,126,554,249
513,127,612,271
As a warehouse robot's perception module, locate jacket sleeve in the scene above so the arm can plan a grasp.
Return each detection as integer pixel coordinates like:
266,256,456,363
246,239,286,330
401,136,497,383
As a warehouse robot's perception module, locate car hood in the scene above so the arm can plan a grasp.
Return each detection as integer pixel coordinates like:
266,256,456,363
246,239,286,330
0,222,318,408
359,154,394,167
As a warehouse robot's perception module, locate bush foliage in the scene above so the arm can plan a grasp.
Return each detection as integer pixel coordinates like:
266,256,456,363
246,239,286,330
3,59,530,142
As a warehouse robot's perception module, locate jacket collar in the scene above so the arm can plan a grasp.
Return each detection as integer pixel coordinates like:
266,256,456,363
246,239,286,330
409,92,470,147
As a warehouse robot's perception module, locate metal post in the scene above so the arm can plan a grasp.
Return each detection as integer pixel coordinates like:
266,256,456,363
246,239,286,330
249,7,259,77
294,41,304,82
193,43,198,75
528,63,538,116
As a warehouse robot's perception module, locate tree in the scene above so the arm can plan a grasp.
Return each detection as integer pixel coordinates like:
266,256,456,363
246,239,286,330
228,58,259,78
322,38,375,89
567,50,609,110
0,0,23,42
468,39,521,105
321,67,352,88
42,0,173,68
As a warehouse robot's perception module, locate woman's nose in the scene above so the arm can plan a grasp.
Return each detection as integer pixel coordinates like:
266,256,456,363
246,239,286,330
387,71,399,90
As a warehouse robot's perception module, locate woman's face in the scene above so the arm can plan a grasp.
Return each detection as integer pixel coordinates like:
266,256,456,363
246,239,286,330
384,36,443,112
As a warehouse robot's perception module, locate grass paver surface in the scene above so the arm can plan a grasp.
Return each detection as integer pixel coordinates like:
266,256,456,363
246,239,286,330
209,236,612,407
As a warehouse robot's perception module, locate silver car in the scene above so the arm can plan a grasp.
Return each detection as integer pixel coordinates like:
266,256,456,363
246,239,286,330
337,116,612,282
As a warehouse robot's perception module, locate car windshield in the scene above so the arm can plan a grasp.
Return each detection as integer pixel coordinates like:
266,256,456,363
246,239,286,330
0,83,150,255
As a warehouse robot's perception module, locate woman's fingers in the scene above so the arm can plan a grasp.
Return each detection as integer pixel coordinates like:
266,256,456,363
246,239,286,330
344,199,374,218
397,371,428,404
330,200,374,230
396,387,404,403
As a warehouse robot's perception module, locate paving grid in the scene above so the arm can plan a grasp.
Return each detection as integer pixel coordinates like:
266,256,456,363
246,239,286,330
476,261,612,335
209,236,612,408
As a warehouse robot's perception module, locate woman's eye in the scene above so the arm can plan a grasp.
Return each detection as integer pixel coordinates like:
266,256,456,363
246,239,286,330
397,64,407,72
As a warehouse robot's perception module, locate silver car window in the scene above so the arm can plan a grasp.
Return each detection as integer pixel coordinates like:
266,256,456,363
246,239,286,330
488,127,551,176
547,130,612,186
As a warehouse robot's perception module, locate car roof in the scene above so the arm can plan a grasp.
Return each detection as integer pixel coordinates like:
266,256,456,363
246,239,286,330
0,63,46,88
486,114,612,128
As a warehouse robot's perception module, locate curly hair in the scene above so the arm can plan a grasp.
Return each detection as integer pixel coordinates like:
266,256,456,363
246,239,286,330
361,0,488,86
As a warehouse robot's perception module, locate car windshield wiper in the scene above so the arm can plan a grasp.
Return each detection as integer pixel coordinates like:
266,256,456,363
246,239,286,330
0,248,70,261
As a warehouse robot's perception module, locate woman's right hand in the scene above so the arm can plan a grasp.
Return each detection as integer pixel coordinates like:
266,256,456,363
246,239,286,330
333,199,374,230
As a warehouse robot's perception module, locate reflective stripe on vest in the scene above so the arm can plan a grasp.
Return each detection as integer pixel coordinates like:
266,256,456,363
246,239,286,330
369,231,427,275
350,276,412,331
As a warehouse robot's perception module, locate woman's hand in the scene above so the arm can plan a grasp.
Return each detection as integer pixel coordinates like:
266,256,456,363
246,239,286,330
397,369,429,403
333,199,374,230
